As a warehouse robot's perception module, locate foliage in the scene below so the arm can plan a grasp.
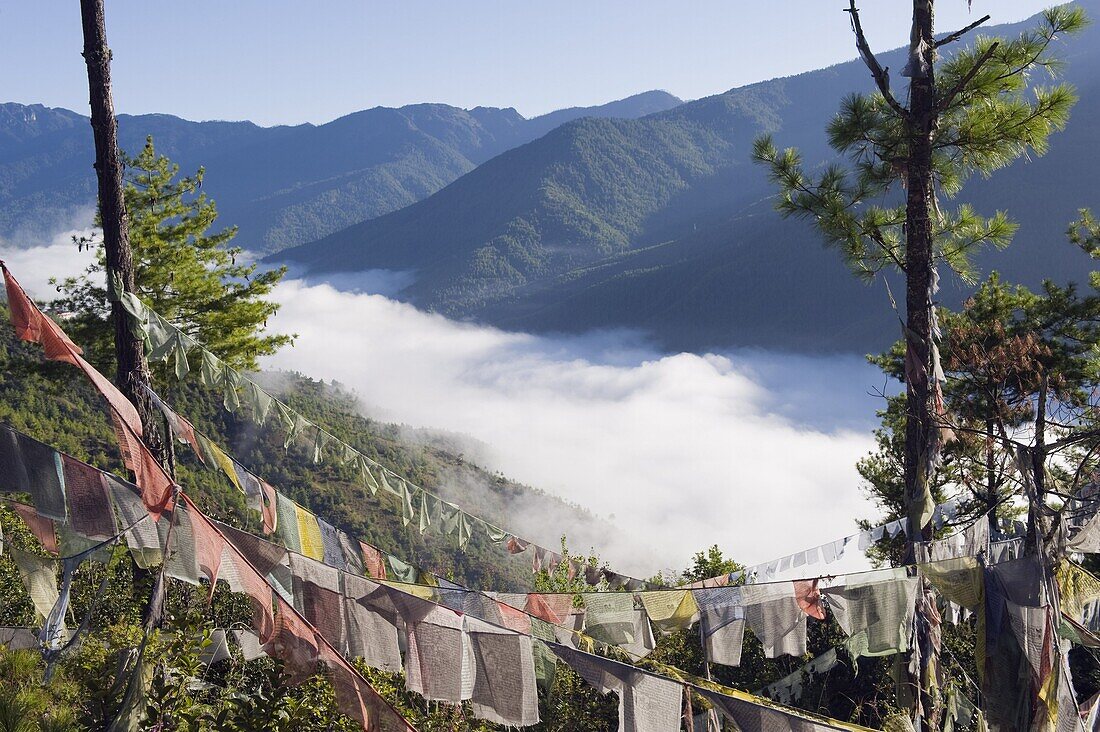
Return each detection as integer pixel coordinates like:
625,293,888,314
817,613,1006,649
51,137,292,370
751,7,1086,283
859,259,1100,556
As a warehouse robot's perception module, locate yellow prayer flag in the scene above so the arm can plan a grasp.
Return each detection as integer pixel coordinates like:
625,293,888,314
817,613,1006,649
208,441,242,493
382,580,436,601
294,503,325,561
639,590,698,632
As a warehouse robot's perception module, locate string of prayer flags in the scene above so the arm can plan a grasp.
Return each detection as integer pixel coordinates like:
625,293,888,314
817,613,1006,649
0,427,410,731
686,496,965,590
127,287,654,588
2,417,962,682
0,425,961,732
916,511,990,563
3,265,174,518
4,426,1038,732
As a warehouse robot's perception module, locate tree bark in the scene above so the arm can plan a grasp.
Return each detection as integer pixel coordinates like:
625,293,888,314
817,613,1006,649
903,1,940,728
1027,373,1049,555
903,0,938,555
79,0,168,470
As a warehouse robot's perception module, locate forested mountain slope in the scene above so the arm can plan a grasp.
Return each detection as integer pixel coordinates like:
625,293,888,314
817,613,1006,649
277,5,1100,352
0,307,612,589
0,91,681,253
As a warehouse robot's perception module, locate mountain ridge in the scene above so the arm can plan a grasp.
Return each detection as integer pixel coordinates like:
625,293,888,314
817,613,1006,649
0,90,683,253
274,5,1100,353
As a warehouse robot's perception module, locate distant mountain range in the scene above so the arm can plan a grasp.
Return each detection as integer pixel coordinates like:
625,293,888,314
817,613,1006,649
6,4,1100,355
0,90,682,252
275,4,1100,353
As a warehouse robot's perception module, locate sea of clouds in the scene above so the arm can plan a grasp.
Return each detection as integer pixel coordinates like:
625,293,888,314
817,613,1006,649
2,234,882,577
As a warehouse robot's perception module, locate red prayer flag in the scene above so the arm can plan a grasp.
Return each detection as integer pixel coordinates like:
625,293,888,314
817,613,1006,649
9,501,58,554
3,265,173,518
793,579,826,620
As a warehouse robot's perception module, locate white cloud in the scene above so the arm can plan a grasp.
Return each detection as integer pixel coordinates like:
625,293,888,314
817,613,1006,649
0,239,884,578
262,279,880,577
0,218,98,300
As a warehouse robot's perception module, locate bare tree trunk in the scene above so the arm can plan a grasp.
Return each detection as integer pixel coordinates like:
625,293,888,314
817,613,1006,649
903,0,938,558
1027,373,1049,555
79,0,168,470
903,2,940,728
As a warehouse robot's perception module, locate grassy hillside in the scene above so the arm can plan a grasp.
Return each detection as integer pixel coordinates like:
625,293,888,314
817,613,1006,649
0,92,682,253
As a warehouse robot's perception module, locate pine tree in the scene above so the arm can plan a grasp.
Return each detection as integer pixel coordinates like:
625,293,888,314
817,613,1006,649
753,6,1086,725
753,6,1085,556
53,136,293,371
859,266,1100,558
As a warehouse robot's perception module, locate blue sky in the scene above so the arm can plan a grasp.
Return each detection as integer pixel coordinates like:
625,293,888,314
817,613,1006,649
2,1,1053,126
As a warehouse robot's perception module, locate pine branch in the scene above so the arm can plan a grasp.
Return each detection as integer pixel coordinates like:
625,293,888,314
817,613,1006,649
934,15,991,49
936,41,1000,113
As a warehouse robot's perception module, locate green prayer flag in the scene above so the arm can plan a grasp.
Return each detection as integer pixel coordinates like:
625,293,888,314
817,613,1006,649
338,442,358,465
241,379,272,425
222,365,241,412
417,490,434,534
398,481,415,527
172,336,190,381
194,434,220,469
275,492,302,554
199,350,222,388
272,399,295,436
378,468,396,496
530,620,558,692
358,457,379,495
311,427,331,464
9,546,58,623
440,502,473,549
144,311,175,355
385,553,418,583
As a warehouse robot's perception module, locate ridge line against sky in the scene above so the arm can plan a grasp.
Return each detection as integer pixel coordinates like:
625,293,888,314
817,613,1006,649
1,0,1052,127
